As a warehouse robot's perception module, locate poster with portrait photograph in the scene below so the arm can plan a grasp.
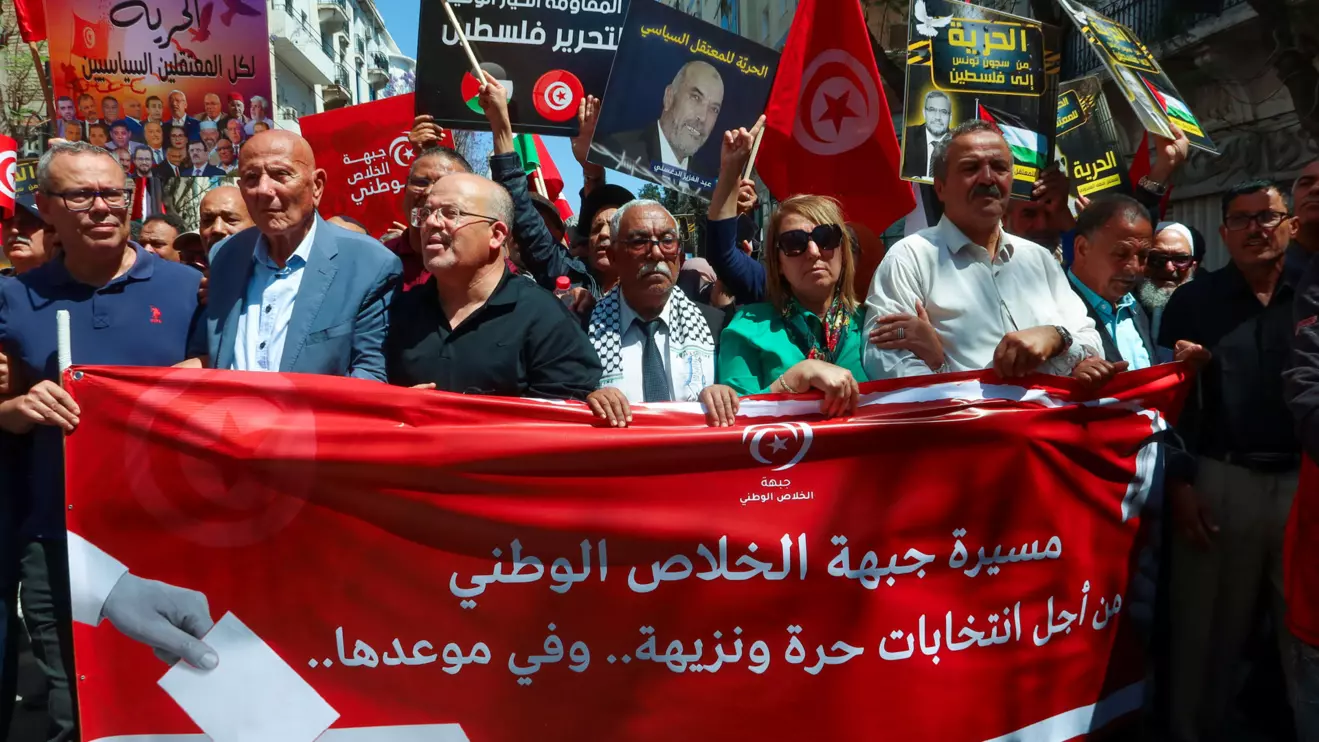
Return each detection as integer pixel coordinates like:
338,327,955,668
46,0,271,179
1055,76,1130,200
901,0,1059,200
587,0,778,197
1056,0,1217,155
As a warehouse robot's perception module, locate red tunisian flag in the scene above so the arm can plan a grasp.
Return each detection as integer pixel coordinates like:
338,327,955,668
757,0,913,234
0,135,17,219
301,93,454,238
71,13,110,60
13,0,47,43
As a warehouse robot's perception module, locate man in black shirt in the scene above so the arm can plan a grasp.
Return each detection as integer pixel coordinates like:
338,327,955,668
1159,180,1300,742
385,172,601,399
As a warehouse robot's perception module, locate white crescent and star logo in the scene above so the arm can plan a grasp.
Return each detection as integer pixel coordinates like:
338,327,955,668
124,371,318,548
389,133,415,168
83,26,96,50
743,422,814,471
793,49,880,157
0,152,16,201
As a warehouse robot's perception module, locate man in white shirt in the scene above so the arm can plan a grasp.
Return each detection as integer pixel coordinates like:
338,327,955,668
585,199,737,425
865,119,1113,384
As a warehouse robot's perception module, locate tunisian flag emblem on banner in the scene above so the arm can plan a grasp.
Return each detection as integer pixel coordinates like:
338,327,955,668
65,366,1188,741
301,93,454,239
71,13,109,60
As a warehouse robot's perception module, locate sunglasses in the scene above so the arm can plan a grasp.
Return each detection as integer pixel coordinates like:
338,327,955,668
776,224,842,257
1148,254,1193,269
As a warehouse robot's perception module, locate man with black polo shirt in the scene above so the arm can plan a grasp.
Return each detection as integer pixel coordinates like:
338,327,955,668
1160,179,1301,742
385,172,601,398
0,141,202,741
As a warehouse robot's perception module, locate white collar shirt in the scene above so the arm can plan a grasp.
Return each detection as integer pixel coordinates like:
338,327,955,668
862,216,1102,378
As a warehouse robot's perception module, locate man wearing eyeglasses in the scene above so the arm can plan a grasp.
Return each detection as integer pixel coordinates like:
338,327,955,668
185,130,402,381
902,90,952,180
1158,179,1303,742
0,141,203,741
584,198,734,424
384,173,601,398
386,124,475,294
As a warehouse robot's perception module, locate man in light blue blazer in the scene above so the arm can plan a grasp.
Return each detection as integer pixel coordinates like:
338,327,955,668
185,131,402,380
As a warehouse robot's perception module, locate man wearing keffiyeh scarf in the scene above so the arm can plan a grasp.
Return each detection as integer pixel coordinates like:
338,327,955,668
586,200,741,428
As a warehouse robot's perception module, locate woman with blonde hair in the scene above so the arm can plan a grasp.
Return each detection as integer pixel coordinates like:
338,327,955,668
708,119,870,417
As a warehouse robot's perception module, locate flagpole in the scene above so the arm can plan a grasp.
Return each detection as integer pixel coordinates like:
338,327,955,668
533,167,548,198
440,0,484,82
29,43,55,141
741,125,765,181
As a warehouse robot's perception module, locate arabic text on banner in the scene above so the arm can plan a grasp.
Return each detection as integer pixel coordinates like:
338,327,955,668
67,365,1188,741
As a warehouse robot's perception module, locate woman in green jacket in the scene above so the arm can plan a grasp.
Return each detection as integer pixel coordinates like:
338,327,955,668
711,121,942,417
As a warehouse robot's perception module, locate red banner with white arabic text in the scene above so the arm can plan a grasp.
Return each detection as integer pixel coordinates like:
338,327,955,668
65,366,1188,742
301,94,452,239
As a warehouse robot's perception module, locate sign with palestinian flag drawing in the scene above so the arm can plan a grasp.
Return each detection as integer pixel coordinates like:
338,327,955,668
901,0,1060,199
1056,0,1217,154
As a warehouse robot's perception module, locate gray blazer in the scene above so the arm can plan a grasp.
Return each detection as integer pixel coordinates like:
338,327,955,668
192,215,402,380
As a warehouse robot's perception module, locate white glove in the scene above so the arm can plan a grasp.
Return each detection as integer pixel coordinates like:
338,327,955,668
101,573,219,669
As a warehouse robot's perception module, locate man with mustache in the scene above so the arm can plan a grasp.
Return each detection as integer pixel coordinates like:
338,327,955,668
1160,180,1300,742
384,173,601,398
184,130,402,379
0,141,202,741
1066,193,1155,369
863,120,1111,385
902,89,952,180
602,60,723,176
584,198,733,423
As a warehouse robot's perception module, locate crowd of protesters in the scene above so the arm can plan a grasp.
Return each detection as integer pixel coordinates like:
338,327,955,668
3,69,1319,742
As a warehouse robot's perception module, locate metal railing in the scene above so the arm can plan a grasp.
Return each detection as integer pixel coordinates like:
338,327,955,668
272,0,324,46
278,105,302,121
333,64,352,89
371,51,389,70
1061,0,1250,78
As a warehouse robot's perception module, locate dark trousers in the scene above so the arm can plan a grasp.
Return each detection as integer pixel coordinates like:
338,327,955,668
21,539,77,742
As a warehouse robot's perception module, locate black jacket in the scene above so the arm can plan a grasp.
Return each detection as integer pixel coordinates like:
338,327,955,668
1067,281,1156,365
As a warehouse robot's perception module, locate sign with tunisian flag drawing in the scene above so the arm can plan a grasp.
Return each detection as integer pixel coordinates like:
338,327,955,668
65,365,1188,742
300,94,452,239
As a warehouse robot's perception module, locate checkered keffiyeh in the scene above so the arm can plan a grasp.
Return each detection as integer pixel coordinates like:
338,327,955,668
588,286,714,390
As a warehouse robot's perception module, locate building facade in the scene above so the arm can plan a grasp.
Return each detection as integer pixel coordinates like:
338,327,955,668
266,0,415,134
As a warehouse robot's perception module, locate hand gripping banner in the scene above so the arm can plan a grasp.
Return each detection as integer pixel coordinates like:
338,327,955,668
64,365,1189,742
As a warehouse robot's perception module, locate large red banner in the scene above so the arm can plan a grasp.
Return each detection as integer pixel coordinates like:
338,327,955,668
64,365,1188,742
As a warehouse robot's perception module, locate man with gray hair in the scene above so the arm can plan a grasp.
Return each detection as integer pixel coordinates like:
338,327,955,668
584,199,735,426
385,172,601,398
0,141,203,741
243,95,274,136
902,89,952,179
864,119,1114,387
601,60,724,174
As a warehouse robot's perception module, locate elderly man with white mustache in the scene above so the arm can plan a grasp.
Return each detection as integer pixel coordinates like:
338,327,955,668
585,199,740,428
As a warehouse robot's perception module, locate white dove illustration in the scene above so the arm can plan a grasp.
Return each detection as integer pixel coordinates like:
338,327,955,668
914,0,954,37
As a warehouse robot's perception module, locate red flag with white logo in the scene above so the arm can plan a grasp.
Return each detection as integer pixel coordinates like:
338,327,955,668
300,94,453,239
757,0,913,234
71,13,109,60
0,135,18,219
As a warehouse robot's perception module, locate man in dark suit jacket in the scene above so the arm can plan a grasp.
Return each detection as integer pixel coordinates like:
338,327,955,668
182,140,225,177
583,199,734,426
902,90,952,180
599,60,724,181
1064,193,1157,368
187,130,403,380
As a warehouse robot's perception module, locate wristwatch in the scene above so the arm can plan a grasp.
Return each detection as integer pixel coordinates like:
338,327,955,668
1138,176,1168,196
1053,325,1073,356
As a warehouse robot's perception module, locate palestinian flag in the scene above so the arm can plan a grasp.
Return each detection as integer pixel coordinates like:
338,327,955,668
461,71,515,115
1142,78,1203,136
977,102,1048,170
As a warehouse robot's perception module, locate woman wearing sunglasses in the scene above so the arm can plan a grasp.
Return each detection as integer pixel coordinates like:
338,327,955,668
707,121,865,417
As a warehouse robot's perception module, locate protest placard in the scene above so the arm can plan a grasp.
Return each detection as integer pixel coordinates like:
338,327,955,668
901,0,1059,199
67,365,1188,741
1056,76,1131,200
1057,0,1217,155
414,0,625,136
301,94,453,239
587,0,778,197
46,0,272,179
